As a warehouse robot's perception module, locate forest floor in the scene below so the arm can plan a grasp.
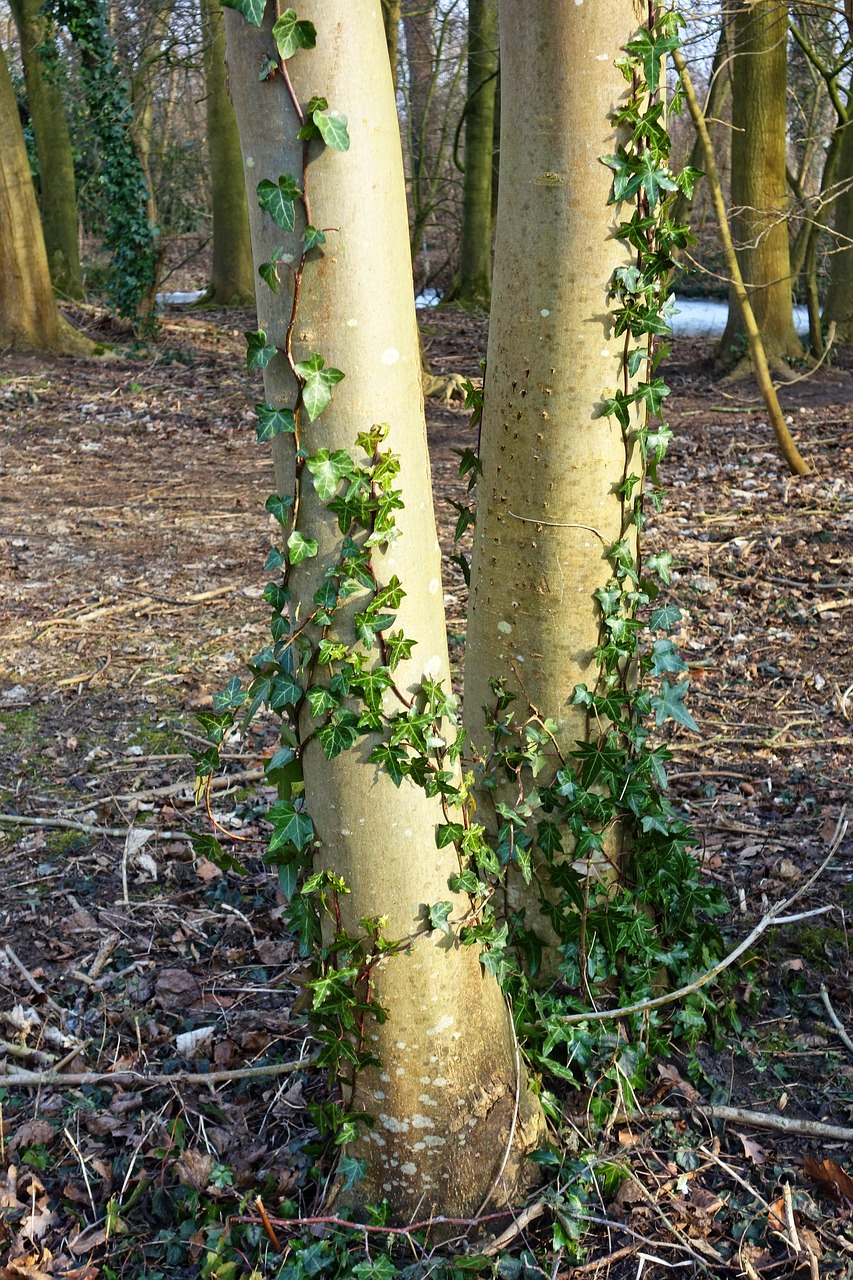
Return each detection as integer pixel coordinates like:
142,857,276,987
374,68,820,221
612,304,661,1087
0,293,852,1280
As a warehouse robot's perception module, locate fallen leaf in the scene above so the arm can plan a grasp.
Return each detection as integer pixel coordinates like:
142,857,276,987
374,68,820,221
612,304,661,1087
194,857,222,882
803,1156,853,1204
67,1225,109,1255
735,1131,768,1164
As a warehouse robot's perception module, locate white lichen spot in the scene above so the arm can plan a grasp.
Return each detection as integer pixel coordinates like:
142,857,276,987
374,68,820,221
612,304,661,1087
380,1114,410,1133
597,52,608,60
370,1132,387,1147
413,1141,425,1151
396,1066,405,1076
418,1094,438,1107
420,1076,432,1084
540,308,550,317
428,577,440,595
380,1072,391,1082
404,828,413,839
497,620,512,634
412,1114,436,1129
401,1163,417,1176
374,1090,386,1100
516,654,525,663
246,156,255,168
347,317,358,327
423,1135,446,1148
601,348,610,358
423,653,442,678
340,828,351,837
432,1076,448,1087
381,347,400,366
396,1041,407,1050
427,1014,454,1037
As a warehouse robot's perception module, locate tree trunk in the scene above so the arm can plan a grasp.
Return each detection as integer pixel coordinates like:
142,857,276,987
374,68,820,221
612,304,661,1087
824,117,853,342
129,0,172,228
201,0,254,304
462,0,641,939
380,0,401,84
223,0,544,1222
401,0,436,268
0,39,93,353
9,0,83,301
446,0,497,310
719,1,804,367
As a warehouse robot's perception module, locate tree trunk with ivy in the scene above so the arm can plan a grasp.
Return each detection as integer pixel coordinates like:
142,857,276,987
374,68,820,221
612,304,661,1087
718,1,804,368
824,116,853,343
202,0,254,304
463,0,647,941
223,0,544,1222
0,39,93,353
9,0,83,301
446,0,497,309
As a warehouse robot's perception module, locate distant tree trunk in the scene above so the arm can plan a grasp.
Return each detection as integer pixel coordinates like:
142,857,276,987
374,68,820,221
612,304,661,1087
719,1,804,368
446,0,497,309
402,0,436,267
0,39,93,353
824,118,853,343
201,0,254,303
8,0,83,300
381,0,401,84
130,0,172,227
671,18,730,235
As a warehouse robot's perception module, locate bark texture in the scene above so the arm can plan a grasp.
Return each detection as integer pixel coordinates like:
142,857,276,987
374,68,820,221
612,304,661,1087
0,39,92,354
824,117,853,342
202,0,254,304
9,0,82,300
224,0,544,1222
719,1,804,365
447,0,497,309
463,0,642,933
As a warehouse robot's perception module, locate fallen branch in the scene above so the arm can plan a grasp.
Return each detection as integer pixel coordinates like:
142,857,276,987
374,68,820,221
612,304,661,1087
622,1103,853,1143
819,984,853,1061
0,1056,316,1089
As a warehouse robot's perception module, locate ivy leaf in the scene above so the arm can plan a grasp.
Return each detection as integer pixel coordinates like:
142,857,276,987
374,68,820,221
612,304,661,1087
245,329,277,373
314,109,350,152
306,448,354,501
267,799,314,853
303,225,327,252
636,150,678,210
256,402,295,441
337,1155,367,1192
385,631,416,671
192,833,249,875
650,638,688,676
258,246,293,292
427,901,454,935
646,550,673,584
271,8,317,59
219,0,265,26
369,741,410,787
295,353,345,421
213,677,246,711
651,680,699,732
651,602,681,632
257,175,301,230
265,491,293,524
287,530,319,564
317,709,359,758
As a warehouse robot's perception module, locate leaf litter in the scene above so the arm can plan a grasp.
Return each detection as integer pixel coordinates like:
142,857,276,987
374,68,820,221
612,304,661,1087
0,298,852,1275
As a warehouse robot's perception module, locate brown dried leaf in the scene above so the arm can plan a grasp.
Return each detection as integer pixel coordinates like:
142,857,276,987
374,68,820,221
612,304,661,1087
154,968,201,1010
735,1131,768,1165
7,1122,56,1153
66,1225,109,1255
803,1156,853,1204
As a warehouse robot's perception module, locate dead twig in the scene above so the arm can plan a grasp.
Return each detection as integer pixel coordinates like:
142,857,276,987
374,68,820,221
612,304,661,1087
0,1056,316,1089
622,1104,853,1142
819,983,853,1060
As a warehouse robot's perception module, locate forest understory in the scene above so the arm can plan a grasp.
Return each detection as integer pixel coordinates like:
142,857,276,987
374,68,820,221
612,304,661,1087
0,297,852,1279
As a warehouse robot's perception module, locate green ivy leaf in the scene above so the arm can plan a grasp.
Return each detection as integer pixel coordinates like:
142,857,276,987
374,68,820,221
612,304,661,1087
192,833,249,876
213,677,246,711
651,679,699,732
258,247,293,292
303,225,327,252
306,448,354,501
651,603,681,632
428,901,454,935
256,175,301,230
338,1155,367,1193
287,530,319,564
317,709,359,758
245,329,277,373
256,403,295,441
650,638,688,676
271,8,317,59
267,799,314,853
295,353,345,421
313,109,350,151
265,492,294,525
219,0,265,27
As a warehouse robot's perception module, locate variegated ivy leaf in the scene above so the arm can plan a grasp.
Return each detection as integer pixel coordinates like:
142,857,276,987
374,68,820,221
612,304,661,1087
306,448,354,501
255,403,295,441
294,353,345,421
245,329,277,373
257,175,301,231
287,529,319,564
272,8,317,59
219,0,265,27
314,109,349,152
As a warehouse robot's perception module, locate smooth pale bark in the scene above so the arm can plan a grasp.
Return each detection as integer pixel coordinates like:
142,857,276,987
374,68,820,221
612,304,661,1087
824,118,853,342
9,0,82,300
719,1,804,366
201,0,254,303
224,1,544,1221
0,40,93,354
463,1,640,933
448,0,497,309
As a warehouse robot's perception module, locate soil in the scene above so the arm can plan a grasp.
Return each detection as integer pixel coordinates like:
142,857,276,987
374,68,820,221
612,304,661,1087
0,292,852,1278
